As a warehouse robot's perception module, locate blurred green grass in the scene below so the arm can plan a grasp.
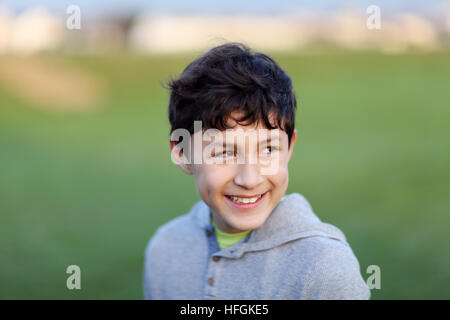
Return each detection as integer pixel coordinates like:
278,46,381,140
0,51,449,299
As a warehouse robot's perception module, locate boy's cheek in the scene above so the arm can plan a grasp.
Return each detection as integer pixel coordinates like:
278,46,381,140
268,168,289,193
261,158,289,177
193,165,232,192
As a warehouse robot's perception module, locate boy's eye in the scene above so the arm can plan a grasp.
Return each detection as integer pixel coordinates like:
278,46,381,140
216,150,235,157
262,146,278,154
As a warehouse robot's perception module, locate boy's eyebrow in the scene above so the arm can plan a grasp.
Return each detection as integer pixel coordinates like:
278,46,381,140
258,133,280,144
207,132,281,147
207,141,235,149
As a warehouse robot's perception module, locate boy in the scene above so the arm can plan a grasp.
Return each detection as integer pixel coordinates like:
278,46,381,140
143,43,370,300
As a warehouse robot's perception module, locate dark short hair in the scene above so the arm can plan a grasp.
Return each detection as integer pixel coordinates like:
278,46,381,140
167,42,297,145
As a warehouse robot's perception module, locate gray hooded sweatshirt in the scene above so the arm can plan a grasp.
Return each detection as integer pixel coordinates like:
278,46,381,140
143,193,370,299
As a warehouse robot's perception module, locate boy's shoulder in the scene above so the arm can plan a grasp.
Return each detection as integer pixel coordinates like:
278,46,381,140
144,200,209,255
152,203,201,237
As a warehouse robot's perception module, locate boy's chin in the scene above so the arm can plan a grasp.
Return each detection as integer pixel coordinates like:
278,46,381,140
225,214,269,232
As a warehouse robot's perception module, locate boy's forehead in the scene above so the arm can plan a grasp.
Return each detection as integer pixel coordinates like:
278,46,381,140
190,110,287,144
225,111,282,136
225,110,277,128
192,126,285,147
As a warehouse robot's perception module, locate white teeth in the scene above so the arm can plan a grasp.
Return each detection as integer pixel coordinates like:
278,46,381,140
230,194,263,204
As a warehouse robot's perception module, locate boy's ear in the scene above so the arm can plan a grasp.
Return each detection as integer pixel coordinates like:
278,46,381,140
287,129,297,161
170,140,193,175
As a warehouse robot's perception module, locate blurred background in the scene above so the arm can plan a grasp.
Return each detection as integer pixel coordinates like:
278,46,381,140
0,0,449,299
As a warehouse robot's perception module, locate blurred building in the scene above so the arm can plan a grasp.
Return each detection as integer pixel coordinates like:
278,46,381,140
127,12,315,53
0,7,65,54
0,5,448,55
0,7,12,53
324,10,440,53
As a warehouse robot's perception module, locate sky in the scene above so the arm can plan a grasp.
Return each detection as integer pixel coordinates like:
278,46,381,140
0,0,446,17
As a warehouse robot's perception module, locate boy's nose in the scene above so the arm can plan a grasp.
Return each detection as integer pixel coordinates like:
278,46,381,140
233,163,264,190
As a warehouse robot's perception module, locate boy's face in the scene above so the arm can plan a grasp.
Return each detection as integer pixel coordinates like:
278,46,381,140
171,111,296,233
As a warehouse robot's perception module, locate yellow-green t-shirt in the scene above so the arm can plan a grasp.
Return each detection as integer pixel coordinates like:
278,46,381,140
212,220,251,250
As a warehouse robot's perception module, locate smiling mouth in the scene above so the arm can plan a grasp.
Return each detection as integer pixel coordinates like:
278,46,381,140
225,192,267,204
